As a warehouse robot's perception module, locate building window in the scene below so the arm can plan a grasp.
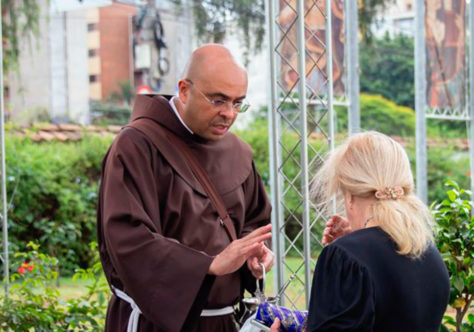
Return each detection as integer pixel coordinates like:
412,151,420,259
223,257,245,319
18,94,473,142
88,49,99,57
89,75,99,83
87,23,97,32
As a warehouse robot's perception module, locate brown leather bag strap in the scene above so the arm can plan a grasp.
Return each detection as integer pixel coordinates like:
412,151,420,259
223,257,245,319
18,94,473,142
126,118,237,241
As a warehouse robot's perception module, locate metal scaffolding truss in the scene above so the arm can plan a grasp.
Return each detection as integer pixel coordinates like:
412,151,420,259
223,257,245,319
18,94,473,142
425,107,470,121
415,0,474,201
266,0,359,308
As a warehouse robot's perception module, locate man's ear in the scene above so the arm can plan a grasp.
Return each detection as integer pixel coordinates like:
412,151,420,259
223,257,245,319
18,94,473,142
177,80,189,104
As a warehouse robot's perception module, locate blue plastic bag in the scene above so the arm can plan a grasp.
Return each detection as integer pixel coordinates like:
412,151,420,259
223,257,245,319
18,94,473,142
254,302,308,332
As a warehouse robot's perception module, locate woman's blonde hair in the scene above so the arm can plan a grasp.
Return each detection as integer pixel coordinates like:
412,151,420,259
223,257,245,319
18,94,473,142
311,131,433,258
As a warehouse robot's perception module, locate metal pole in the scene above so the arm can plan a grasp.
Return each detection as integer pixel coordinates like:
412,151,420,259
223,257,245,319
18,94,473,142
415,0,428,203
346,0,360,134
326,0,336,217
469,0,474,197
296,0,312,307
266,0,285,305
0,0,9,297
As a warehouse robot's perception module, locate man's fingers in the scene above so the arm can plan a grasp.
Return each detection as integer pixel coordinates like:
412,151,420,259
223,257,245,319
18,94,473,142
243,242,265,259
243,233,272,247
243,224,272,240
263,252,275,271
249,256,260,270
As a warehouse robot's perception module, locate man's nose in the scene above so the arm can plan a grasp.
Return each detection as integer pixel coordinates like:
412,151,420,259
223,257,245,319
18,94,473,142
218,102,235,118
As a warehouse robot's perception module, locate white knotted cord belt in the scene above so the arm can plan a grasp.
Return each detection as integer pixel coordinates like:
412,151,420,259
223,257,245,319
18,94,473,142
112,286,142,332
112,285,234,331
200,306,235,317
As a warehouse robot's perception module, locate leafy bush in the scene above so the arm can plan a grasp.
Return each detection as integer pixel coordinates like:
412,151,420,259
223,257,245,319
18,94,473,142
334,94,466,138
90,101,131,125
433,182,474,332
0,242,109,331
5,102,472,274
334,94,414,136
425,150,470,204
6,134,114,275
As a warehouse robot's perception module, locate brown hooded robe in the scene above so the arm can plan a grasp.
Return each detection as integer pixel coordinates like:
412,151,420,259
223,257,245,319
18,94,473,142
97,95,272,332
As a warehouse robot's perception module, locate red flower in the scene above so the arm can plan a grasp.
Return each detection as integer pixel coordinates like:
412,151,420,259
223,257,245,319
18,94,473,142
27,264,34,272
17,266,26,274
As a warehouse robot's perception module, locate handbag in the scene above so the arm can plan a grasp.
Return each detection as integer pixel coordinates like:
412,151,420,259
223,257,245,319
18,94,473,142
240,266,308,332
253,302,308,332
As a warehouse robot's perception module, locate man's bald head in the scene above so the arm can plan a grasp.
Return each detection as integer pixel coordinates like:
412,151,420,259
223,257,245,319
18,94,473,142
182,44,247,84
176,44,249,141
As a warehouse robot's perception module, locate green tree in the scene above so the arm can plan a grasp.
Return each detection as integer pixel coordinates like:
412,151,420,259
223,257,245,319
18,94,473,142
172,0,394,61
359,34,467,136
2,0,42,73
360,34,415,108
358,0,395,41
108,80,135,106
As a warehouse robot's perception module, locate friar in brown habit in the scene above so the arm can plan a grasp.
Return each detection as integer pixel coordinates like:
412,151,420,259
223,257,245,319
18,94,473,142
97,44,274,332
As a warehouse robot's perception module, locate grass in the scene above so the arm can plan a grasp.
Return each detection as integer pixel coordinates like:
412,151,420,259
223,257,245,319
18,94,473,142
56,257,313,308
57,257,471,320
247,256,318,310
57,276,94,300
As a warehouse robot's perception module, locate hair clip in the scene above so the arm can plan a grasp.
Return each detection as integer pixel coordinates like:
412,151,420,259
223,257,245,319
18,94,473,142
375,186,404,200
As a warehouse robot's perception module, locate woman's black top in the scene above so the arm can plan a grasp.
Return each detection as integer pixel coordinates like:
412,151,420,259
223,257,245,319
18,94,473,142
306,227,450,332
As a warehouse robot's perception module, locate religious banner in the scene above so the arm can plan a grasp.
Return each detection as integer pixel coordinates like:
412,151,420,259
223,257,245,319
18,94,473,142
425,0,466,110
278,0,345,97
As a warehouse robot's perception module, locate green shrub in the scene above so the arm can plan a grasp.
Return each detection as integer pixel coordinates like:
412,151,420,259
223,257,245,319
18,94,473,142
334,94,466,138
335,94,415,136
90,101,131,125
425,150,470,204
234,118,270,187
6,103,471,275
6,134,113,275
0,242,109,331
433,182,474,332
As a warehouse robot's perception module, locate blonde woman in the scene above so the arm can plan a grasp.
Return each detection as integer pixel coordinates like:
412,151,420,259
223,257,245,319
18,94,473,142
271,131,449,332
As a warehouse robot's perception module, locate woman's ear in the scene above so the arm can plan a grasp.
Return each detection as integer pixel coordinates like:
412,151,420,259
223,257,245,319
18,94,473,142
344,190,354,210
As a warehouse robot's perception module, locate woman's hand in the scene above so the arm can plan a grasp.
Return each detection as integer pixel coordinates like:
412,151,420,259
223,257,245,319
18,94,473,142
270,317,280,331
321,215,351,245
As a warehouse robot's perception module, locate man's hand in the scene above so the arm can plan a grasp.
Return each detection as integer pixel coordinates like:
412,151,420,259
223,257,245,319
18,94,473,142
208,224,272,276
246,244,274,279
321,214,351,246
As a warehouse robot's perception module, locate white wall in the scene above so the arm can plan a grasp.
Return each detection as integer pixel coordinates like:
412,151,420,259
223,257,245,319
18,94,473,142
49,11,69,121
7,0,51,124
50,0,112,12
66,10,90,124
8,1,91,124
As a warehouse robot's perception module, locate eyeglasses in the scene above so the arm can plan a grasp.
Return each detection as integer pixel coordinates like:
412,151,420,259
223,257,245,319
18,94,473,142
185,79,250,114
